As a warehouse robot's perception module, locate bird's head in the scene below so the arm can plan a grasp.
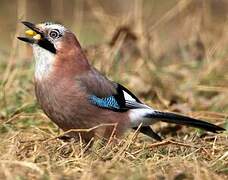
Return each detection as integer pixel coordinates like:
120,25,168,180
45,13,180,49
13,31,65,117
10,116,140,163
18,21,88,80
18,21,78,54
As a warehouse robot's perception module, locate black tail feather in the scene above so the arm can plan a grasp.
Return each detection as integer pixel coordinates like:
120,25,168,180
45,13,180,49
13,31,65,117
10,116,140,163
145,111,225,133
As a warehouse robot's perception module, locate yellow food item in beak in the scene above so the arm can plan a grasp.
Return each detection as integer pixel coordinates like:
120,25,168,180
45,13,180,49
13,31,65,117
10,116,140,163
25,30,41,40
33,34,41,40
25,29,36,37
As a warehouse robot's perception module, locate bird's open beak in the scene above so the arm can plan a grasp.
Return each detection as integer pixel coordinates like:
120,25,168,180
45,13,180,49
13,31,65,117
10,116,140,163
17,21,44,44
18,21,57,54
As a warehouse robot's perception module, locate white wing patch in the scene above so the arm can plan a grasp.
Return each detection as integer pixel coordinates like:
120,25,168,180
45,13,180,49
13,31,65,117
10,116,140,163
122,89,152,109
123,90,137,102
129,108,158,127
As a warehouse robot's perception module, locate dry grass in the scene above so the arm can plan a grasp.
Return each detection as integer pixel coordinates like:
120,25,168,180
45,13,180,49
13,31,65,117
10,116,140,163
0,1,228,179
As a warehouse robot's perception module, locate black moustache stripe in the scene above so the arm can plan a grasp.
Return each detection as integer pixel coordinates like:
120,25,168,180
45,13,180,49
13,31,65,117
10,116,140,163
38,39,56,54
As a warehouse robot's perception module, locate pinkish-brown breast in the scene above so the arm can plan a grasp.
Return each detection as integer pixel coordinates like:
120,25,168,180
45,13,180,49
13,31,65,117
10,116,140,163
34,69,130,142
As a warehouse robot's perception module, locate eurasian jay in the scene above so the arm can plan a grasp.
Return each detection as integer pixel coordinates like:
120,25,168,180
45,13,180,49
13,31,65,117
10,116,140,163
18,22,225,143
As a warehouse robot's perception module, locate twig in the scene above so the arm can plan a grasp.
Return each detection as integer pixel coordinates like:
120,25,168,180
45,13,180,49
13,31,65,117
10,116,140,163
149,0,193,32
147,139,212,158
110,123,142,163
45,123,118,142
148,139,197,149
105,123,118,148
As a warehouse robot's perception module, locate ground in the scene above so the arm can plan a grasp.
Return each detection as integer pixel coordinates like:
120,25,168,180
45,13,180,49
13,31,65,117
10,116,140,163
0,1,228,179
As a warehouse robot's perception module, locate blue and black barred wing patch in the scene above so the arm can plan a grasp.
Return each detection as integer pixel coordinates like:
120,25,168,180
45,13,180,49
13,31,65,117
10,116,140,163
88,83,150,111
89,95,123,111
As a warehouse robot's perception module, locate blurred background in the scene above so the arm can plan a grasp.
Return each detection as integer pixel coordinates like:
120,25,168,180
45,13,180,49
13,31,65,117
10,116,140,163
0,1,227,179
0,0,227,132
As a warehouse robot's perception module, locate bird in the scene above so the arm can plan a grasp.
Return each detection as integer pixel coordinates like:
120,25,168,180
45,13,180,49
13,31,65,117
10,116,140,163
18,21,225,143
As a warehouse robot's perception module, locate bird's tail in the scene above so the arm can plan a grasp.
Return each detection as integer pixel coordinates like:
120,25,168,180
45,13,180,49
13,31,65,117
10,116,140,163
144,111,225,133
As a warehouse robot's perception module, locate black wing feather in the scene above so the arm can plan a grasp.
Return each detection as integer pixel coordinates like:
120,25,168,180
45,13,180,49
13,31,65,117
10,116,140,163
133,126,163,141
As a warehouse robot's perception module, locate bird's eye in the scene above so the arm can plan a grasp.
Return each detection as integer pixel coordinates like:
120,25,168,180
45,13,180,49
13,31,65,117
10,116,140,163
49,29,60,39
